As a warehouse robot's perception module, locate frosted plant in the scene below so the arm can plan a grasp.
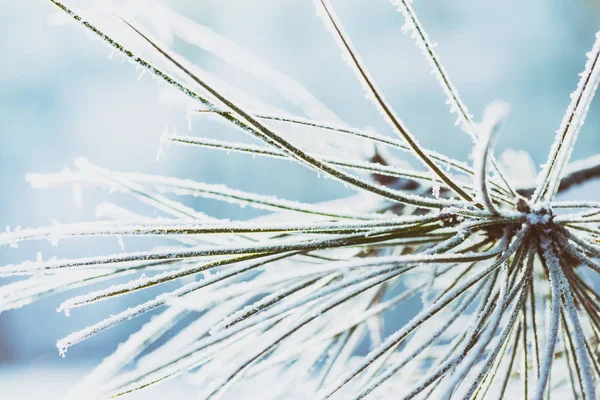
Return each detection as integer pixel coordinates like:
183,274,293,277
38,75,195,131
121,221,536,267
2,0,600,399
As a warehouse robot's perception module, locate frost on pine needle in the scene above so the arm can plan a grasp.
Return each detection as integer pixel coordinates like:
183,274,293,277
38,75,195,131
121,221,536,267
534,30,600,203
391,0,516,197
472,101,510,216
4,0,600,399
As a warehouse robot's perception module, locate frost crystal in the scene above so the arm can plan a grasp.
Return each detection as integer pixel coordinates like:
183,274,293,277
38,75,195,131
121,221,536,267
4,1,600,399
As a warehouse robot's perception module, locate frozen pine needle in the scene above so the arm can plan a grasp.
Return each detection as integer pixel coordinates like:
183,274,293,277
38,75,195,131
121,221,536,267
4,1,600,399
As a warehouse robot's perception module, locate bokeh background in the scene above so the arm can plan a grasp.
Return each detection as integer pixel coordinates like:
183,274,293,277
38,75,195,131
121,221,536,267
1,0,599,397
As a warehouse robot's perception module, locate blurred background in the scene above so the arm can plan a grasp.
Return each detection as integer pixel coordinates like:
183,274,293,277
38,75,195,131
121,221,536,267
1,0,599,397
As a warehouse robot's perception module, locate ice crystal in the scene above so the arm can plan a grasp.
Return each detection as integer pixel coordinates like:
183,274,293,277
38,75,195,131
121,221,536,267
3,1,600,399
